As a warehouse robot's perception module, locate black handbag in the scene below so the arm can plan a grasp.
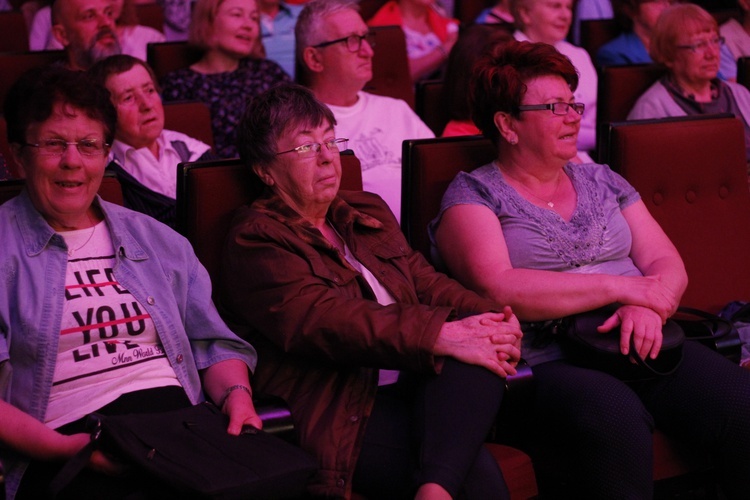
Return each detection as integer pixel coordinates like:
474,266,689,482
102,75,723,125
557,305,686,380
50,402,317,499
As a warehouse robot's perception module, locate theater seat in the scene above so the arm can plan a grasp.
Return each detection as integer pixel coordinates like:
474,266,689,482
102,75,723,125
0,10,29,52
147,41,203,81
415,79,449,136
596,63,666,161
163,101,215,150
579,18,619,61
602,114,750,314
366,25,414,109
0,50,66,114
175,151,362,290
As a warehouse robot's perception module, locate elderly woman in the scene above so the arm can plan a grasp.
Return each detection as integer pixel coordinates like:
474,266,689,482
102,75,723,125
430,40,750,498
628,4,750,162
367,0,459,82
160,0,290,158
89,55,213,228
219,83,522,499
510,0,597,160
0,66,261,500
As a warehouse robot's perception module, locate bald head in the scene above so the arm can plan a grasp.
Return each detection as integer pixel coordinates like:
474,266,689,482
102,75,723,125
52,0,121,70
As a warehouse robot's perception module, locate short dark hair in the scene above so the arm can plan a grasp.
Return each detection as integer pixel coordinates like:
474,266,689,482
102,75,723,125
88,54,160,92
237,83,336,169
470,40,579,145
4,65,117,146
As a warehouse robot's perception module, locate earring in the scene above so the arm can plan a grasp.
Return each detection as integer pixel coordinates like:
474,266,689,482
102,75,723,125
508,135,518,145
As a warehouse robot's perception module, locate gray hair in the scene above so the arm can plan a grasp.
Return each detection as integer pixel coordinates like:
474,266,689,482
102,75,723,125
295,0,359,76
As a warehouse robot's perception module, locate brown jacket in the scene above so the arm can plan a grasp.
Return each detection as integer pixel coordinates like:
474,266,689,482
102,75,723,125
219,190,499,498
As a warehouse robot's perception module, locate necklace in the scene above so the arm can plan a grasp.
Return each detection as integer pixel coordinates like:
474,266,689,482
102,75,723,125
498,162,563,208
67,223,97,256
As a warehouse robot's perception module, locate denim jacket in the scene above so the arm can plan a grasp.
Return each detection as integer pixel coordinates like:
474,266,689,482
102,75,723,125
0,191,257,500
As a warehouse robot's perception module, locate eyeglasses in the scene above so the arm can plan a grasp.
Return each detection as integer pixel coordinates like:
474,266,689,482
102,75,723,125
312,32,376,52
676,36,724,54
276,138,349,158
23,139,110,157
516,102,585,116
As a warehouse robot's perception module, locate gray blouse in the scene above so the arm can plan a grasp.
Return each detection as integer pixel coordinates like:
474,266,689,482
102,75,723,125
429,162,643,365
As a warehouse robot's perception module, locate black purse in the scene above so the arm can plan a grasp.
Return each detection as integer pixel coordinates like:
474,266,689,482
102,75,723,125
556,305,685,380
50,401,317,499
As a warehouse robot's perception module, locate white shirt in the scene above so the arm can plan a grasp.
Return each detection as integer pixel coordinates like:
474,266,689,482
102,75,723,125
326,92,434,222
110,129,210,199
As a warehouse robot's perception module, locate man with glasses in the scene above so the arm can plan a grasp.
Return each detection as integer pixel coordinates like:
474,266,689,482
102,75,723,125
296,0,434,222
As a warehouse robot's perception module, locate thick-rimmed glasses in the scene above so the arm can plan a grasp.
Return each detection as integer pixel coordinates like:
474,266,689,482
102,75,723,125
312,32,376,52
517,102,585,116
23,139,110,157
676,36,724,54
276,138,349,158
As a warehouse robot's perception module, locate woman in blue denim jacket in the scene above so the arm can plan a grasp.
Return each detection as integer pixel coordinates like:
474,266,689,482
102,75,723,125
0,66,261,500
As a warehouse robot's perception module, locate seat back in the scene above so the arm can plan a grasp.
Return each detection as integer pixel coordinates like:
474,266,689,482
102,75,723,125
579,18,619,61
135,2,165,32
0,50,67,112
401,136,495,260
176,151,362,289
0,172,123,206
163,101,215,149
0,10,29,52
595,63,665,160
366,25,414,109
415,79,449,135
602,114,750,313
147,41,203,81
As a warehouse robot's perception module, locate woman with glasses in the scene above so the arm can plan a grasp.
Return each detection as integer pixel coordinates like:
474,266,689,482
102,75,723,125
629,3,750,164
0,66,261,500
430,40,750,498
160,0,290,158
220,83,523,499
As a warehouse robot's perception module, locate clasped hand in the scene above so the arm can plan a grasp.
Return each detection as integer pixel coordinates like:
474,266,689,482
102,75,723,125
435,306,523,378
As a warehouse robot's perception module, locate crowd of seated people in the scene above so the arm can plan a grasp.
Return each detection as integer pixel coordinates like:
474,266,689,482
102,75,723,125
4,0,750,498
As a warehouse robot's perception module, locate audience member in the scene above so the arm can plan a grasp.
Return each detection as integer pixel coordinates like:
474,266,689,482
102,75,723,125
475,0,514,31
442,25,512,137
596,0,671,67
89,55,213,228
0,65,260,500
51,0,121,70
367,0,459,82
721,0,750,62
220,82,522,499
628,3,750,162
259,0,303,78
596,0,737,80
161,0,290,158
510,0,597,159
430,39,750,499
37,0,164,60
160,0,192,41
297,0,434,221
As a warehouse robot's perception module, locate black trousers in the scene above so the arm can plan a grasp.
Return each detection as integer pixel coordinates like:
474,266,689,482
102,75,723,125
527,341,750,499
352,358,510,500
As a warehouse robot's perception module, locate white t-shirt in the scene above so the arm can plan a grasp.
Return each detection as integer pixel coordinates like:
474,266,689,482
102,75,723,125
326,91,434,222
110,129,211,199
47,221,180,428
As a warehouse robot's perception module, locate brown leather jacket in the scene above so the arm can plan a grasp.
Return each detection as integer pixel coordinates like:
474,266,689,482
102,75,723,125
219,190,499,498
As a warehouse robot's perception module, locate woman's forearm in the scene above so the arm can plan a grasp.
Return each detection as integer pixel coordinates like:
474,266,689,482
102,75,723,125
0,400,85,461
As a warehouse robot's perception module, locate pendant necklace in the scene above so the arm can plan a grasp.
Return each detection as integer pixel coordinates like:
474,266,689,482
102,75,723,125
67,222,97,256
499,163,563,209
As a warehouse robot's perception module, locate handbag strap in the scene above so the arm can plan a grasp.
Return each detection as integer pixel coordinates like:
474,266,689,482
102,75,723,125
675,306,733,341
628,335,681,377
